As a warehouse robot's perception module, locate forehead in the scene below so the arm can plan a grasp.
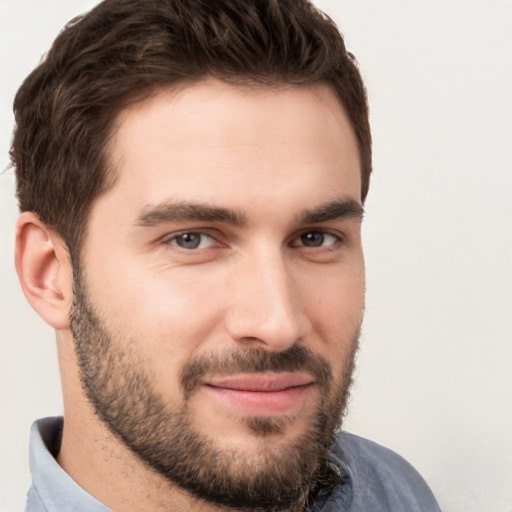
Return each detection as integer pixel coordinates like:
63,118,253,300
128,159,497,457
100,79,361,220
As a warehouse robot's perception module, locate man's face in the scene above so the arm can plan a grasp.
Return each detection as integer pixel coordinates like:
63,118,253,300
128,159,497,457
70,79,365,509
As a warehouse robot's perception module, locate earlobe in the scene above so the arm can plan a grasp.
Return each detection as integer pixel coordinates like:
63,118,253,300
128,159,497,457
15,212,73,330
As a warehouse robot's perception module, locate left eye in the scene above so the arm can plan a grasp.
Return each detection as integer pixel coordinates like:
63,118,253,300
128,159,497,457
294,231,339,248
168,232,216,250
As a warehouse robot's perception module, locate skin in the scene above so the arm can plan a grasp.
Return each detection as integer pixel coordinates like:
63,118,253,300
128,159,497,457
15,79,365,511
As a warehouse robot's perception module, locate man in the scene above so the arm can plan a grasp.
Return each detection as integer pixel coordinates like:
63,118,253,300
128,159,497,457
11,0,441,510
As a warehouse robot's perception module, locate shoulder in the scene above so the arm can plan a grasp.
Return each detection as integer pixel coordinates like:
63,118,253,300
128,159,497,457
332,431,425,477
324,432,442,512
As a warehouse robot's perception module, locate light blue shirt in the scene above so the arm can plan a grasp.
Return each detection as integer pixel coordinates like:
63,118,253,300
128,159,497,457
25,418,108,512
26,417,442,511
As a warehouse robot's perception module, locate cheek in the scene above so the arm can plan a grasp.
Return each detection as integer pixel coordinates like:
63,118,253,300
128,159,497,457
131,278,224,345
297,260,365,330
90,251,226,333
85,259,229,389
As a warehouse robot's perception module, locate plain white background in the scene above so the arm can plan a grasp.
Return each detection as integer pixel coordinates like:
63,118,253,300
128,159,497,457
1,1,511,511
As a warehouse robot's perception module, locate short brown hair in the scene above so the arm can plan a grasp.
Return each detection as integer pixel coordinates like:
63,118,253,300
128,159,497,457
11,0,371,255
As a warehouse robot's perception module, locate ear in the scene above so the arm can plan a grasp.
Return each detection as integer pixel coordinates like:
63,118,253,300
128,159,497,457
15,212,74,330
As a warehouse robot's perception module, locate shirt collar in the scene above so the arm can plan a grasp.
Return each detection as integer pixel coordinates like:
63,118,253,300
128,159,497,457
28,417,110,512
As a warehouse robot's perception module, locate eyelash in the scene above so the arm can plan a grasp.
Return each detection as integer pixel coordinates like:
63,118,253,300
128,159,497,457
163,229,343,251
165,231,220,250
291,231,342,249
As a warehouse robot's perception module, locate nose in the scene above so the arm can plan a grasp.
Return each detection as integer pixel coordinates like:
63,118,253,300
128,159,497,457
225,246,310,351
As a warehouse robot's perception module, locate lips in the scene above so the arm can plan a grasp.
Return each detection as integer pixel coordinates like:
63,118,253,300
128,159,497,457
205,372,314,391
201,372,314,416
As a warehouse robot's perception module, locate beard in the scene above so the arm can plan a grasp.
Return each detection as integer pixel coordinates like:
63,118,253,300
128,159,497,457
69,269,359,511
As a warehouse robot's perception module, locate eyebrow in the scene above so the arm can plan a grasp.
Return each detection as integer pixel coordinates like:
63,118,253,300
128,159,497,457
135,197,363,229
296,198,364,224
135,202,247,227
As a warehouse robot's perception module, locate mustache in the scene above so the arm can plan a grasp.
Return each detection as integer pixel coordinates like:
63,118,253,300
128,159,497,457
179,344,333,399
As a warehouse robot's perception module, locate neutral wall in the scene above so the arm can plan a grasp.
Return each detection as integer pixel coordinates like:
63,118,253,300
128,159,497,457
1,1,511,511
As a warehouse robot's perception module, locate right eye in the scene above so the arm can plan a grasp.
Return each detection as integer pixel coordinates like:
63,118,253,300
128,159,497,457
167,232,217,250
